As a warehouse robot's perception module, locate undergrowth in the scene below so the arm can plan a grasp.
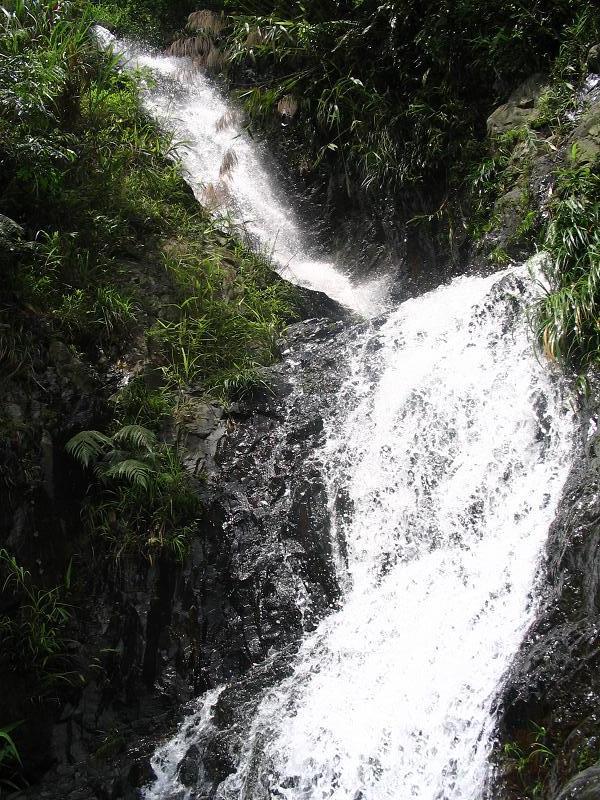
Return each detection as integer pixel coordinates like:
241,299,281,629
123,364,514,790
0,0,293,395
536,149,600,379
0,721,22,794
66,425,200,560
178,0,597,195
0,549,73,682
503,723,556,798
0,0,295,743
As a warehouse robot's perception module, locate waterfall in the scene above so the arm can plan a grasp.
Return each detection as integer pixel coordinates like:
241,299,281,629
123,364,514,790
94,27,387,315
96,29,577,800
211,266,575,800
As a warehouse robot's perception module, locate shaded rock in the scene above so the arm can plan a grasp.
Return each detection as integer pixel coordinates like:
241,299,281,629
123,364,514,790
487,74,547,135
555,765,600,800
587,45,600,75
128,758,157,788
294,285,352,321
49,339,95,393
0,213,24,241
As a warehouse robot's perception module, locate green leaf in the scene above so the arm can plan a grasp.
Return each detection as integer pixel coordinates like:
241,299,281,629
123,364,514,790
66,430,112,468
102,459,155,490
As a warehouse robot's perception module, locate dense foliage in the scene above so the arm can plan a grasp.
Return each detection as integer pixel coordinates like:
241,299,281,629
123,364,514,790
199,0,597,192
0,0,292,393
0,0,293,761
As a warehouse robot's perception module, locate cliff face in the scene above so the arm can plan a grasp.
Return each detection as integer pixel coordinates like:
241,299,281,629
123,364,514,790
2,294,359,799
2,8,600,796
490,401,600,800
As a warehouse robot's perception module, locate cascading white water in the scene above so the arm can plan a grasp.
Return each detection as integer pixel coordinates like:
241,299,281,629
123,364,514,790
96,29,577,800
144,262,575,800
209,266,575,800
94,27,387,315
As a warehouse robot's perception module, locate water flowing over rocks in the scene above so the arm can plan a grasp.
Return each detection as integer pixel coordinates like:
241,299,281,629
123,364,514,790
141,266,576,800
7,31,600,800
492,392,600,800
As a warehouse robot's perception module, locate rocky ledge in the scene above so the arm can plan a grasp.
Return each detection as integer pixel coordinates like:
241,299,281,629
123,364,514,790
10,297,368,800
491,390,600,800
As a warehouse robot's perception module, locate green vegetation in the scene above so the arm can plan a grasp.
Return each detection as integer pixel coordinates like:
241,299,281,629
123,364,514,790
536,149,600,377
503,723,556,798
66,425,199,559
462,14,600,385
90,0,192,42
0,0,292,390
184,1,595,193
0,549,72,680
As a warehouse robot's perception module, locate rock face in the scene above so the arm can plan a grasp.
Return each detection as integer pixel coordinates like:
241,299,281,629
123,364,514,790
569,102,600,165
487,74,547,136
491,400,600,800
7,301,362,799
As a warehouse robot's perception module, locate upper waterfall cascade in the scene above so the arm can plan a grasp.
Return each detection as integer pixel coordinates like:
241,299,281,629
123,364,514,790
94,26,387,316
96,30,577,800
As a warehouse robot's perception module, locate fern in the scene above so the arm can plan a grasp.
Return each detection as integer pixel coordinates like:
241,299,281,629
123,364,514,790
65,430,112,468
102,458,155,489
112,424,157,452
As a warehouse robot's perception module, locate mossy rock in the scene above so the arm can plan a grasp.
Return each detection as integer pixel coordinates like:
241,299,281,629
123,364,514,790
487,74,547,135
569,103,600,165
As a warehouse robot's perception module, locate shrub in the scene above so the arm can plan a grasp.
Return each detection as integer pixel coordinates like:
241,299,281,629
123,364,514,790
535,149,600,377
67,425,200,560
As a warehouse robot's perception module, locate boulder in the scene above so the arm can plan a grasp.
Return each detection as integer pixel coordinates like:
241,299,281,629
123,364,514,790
555,765,600,800
569,102,600,165
487,74,547,135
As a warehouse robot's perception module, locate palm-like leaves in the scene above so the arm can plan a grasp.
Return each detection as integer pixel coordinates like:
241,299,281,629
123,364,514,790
67,424,159,489
66,425,199,561
102,458,154,490
66,430,112,467
112,424,157,451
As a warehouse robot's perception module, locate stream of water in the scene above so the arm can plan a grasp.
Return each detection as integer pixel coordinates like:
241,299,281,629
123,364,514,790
96,30,577,800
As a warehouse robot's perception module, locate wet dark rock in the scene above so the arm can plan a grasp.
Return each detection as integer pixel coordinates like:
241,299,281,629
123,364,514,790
178,745,200,786
491,395,600,799
293,285,352,321
555,766,600,800
6,290,360,799
128,757,157,788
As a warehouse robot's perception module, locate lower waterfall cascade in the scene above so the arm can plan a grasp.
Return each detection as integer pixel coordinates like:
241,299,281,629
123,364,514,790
143,265,575,800
95,30,579,800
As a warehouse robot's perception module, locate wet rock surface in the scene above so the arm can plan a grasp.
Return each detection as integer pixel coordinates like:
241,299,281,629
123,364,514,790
8,303,361,799
492,398,600,800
